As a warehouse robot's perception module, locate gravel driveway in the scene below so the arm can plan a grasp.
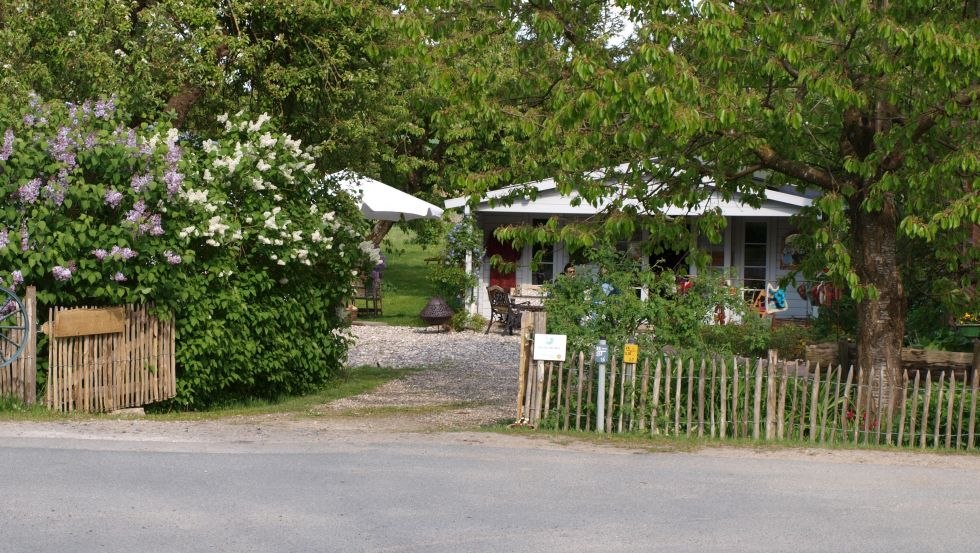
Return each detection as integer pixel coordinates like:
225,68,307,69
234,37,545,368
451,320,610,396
332,324,521,429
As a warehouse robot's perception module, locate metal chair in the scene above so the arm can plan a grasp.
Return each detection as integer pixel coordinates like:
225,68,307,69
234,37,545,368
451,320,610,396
485,285,522,335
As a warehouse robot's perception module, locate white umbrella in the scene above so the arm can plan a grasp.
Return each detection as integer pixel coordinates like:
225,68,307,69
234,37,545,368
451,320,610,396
330,170,443,221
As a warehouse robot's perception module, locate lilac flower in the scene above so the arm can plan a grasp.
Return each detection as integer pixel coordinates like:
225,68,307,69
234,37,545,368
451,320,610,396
163,169,183,196
84,133,97,150
125,200,146,223
0,228,7,249
52,265,72,281
104,189,123,209
16,178,41,204
49,126,77,168
130,173,152,193
0,129,13,161
43,180,66,207
165,143,181,165
92,248,108,261
147,213,164,236
22,114,35,126
93,97,115,119
163,250,182,265
11,270,23,289
109,246,136,260
112,272,127,282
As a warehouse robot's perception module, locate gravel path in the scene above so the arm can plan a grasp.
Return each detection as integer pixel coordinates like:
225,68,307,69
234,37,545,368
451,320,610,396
331,325,521,428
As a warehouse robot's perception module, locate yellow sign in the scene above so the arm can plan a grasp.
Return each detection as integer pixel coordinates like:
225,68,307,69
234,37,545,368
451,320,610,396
623,343,639,364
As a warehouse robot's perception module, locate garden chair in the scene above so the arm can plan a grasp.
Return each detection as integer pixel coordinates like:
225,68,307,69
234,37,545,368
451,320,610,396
485,285,525,335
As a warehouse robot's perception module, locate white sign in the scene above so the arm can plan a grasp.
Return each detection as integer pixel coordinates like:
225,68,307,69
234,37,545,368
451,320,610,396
533,333,567,362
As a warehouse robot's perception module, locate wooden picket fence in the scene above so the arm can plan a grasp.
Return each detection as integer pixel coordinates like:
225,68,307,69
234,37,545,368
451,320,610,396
0,286,37,404
517,326,980,450
46,304,176,413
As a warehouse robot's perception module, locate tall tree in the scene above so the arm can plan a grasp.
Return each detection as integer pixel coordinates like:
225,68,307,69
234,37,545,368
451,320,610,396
422,0,979,411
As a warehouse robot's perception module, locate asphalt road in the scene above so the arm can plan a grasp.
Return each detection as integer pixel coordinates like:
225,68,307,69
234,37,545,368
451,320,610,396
2,432,979,553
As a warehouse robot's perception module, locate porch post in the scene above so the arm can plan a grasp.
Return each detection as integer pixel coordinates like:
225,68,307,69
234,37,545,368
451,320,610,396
465,205,477,314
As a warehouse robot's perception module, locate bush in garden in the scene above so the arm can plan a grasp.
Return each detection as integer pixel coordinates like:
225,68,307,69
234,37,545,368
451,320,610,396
544,248,767,357
426,215,482,310
0,96,367,407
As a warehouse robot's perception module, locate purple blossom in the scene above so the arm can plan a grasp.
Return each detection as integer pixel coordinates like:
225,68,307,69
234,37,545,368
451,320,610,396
112,272,127,282
104,189,123,209
84,133,97,150
147,213,164,236
11,270,23,289
49,126,77,168
16,178,41,204
22,114,35,126
163,250,182,265
93,97,115,119
92,248,108,261
125,200,146,223
109,246,137,260
0,228,7,249
130,173,152,193
0,129,13,161
43,174,67,206
52,265,72,281
163,169,183,196
165,143,181,165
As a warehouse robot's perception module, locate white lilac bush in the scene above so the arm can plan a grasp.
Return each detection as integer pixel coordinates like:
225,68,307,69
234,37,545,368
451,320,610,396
0,97,367,406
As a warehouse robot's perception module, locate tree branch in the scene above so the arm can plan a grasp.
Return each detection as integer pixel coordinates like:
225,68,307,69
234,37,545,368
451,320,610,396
877,83,980,176
755,144,837,190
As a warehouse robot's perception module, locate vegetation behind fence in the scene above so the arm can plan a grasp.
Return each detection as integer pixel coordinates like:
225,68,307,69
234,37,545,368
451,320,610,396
520,349,980,451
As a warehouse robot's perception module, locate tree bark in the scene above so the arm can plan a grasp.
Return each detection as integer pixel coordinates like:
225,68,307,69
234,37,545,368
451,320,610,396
850,193,906,416
368,220,395,247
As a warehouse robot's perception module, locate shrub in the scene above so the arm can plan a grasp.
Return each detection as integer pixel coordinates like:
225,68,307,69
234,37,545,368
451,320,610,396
0,97,368,407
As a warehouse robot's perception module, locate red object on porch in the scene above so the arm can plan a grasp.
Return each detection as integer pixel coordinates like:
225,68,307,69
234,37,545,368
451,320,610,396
486,234,519,290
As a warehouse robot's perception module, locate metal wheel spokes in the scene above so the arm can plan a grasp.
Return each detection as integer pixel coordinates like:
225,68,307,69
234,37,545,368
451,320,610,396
0,286,28,369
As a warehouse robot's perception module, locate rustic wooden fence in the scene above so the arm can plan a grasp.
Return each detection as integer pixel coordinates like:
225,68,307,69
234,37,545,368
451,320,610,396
0,286,37,404
45,304,176,412
517,319,980,450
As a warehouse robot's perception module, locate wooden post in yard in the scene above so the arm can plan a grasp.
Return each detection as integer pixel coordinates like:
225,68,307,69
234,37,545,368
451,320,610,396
515,312,533,421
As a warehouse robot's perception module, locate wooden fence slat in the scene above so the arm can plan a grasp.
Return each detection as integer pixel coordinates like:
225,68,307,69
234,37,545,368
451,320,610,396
686,358,694,436
956,371,966,449
752,358,763,440
651,357,662,436
575,352,584,430
765,352,775,440
970,369,978,449
909,371,921,448
777,364,788,440
709,357,717,438
563,361,572,431
810,364,821,443
885,367,895,446
674,357,683,436
933,371,946,448
720,358,728,439
945,371,955,449
585,355,593,431
898,372,909,447
732,357,741,439
820,365,833,442
920,375,932,448
697,358,705,438
639,358,650,432
617,360,626,434
853,367,863,444
743,358,752,438
606,356,617,434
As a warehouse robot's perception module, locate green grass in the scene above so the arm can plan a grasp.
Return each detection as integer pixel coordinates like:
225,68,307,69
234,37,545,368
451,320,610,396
360,226,444,327
0,366,412,420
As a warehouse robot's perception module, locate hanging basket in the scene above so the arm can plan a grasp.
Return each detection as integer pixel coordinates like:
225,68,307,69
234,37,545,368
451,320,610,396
420,297,454,327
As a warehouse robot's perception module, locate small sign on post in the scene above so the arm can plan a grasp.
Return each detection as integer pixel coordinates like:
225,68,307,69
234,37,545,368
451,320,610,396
595,340,609,364
623,343,639,364
533,333,567,362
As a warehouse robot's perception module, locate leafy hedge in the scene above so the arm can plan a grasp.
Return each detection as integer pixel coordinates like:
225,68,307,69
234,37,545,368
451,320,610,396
0,96,367,407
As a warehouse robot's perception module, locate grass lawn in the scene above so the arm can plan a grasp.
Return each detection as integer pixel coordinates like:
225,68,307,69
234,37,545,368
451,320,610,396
359,226,444,327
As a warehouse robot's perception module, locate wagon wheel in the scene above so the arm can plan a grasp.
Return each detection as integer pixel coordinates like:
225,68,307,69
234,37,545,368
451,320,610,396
0,286,29,369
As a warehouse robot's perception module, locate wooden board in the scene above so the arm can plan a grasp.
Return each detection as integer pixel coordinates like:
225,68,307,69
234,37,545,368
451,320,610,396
51,307,125,338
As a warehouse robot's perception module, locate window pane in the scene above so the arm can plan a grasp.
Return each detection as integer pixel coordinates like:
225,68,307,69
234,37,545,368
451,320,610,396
745,222,767,244
744,245,766,266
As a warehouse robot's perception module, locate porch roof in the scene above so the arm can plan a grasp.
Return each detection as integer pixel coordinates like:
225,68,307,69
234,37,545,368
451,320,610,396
444,170,812,218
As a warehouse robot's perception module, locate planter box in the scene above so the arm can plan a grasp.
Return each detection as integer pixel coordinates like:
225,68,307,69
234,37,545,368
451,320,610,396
956,324,980,339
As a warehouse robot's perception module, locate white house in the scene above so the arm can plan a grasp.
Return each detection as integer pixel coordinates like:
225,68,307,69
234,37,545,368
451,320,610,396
445,174,819,320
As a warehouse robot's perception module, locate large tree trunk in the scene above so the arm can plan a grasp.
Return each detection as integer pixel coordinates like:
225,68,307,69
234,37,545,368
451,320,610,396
368,220,395,247
850,194,906,419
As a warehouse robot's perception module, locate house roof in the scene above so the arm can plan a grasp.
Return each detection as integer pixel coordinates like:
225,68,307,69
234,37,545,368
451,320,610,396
444,171,813,217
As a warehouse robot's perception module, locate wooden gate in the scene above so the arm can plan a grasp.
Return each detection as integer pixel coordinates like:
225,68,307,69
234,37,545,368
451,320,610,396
0,286,37,404
45,304,175,412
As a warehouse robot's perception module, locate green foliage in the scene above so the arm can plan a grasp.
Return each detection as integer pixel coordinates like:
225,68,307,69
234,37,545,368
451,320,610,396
544,248,766,356
427,264,475,311
449,310,487,332
0,98,368,407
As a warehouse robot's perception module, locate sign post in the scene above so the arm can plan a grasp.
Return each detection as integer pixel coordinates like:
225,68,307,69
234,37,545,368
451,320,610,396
532,334,567,426
595,338,609,433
